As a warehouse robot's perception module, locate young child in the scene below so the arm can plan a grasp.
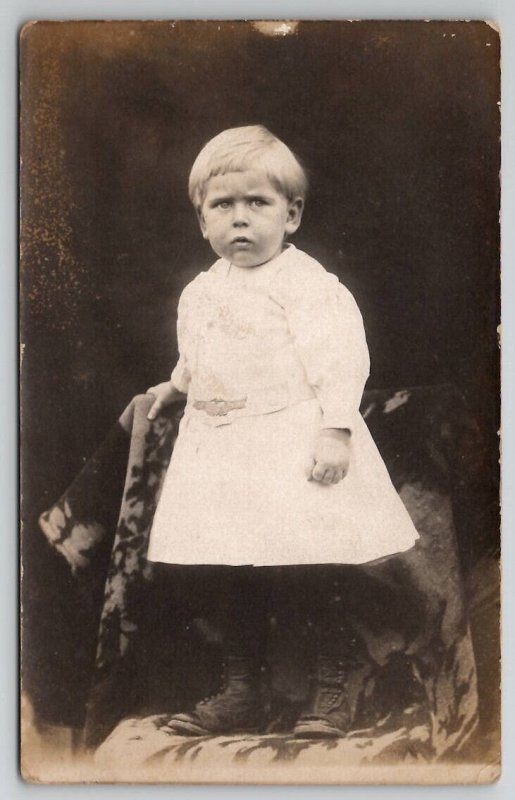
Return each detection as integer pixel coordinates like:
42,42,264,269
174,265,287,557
145,125,419,738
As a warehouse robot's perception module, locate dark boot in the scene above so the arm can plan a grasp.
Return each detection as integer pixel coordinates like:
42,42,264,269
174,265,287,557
293,654,355,738
167,655,264,736
293,568,361,739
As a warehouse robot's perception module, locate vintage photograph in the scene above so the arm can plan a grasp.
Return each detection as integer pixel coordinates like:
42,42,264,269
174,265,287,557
19,20,500,783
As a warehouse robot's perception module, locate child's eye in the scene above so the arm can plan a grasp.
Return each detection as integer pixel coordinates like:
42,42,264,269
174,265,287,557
217,201,231,210
250,198,266,207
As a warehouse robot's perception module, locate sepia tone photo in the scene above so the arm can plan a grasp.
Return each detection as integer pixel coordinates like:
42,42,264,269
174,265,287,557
19,20,500,784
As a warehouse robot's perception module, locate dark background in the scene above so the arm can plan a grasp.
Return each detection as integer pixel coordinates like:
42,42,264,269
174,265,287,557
20,20,500,725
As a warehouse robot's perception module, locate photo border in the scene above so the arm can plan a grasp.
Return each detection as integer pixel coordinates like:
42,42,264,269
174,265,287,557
6,1,513,797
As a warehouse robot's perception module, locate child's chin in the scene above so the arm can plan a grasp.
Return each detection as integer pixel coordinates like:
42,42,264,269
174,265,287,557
230,254,264,268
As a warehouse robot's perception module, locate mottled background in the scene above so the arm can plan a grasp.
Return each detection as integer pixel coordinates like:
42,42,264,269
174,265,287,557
20,21,500,728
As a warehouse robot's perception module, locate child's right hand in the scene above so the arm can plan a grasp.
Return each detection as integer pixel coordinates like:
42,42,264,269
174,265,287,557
146,381,185,420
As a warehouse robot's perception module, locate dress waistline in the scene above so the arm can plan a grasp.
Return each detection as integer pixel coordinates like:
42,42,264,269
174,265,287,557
187,380,316,426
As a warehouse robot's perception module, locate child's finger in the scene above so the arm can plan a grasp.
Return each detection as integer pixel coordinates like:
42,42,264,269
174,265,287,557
147,399,161,420
321,468,335,485
311,463,328,483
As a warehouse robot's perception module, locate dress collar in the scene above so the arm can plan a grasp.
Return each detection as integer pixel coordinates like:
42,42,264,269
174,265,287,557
216,242,297,278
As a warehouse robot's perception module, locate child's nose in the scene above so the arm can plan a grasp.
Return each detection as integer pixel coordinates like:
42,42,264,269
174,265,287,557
232,203,249,226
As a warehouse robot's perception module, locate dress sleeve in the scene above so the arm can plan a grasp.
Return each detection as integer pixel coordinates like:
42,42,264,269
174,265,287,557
170,282,194,394
274,260,370,431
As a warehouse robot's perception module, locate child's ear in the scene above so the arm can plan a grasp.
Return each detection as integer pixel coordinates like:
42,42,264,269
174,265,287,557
285,197,304,235
196,207,209,240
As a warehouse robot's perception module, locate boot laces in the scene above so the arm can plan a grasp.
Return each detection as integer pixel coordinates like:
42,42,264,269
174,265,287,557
198,662,258,706
309,659,350,712
198,669,229,705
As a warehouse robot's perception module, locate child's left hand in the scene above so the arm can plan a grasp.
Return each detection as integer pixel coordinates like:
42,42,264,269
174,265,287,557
307,429,351,484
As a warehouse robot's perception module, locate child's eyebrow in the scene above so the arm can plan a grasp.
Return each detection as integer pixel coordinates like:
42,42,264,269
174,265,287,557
207,191,273,207
207,194,233,206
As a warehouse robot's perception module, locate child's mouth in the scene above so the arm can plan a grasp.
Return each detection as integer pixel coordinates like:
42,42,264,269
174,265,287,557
232,237,252,246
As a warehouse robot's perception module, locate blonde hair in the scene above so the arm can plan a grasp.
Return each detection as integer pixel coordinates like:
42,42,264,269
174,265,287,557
188,125,308,209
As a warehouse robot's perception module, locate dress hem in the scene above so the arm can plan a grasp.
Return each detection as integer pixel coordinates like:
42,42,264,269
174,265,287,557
145,540,418,569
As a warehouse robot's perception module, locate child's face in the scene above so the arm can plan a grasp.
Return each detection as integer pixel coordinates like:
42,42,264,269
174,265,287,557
197,170,303,268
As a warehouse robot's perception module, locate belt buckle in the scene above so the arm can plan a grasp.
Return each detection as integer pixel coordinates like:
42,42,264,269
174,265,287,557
193,398,247,417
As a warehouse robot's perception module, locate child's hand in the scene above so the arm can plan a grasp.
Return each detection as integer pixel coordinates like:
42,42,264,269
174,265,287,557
146,381,185,420
307,429,351,484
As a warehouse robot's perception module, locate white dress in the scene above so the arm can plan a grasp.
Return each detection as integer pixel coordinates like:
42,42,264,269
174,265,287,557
147,244,419,566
